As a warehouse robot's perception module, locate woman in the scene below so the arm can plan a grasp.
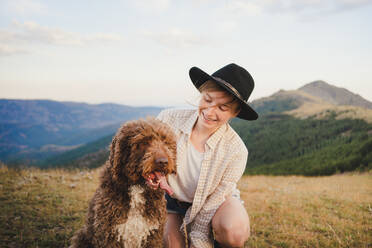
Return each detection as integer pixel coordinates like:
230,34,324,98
157,63,258,248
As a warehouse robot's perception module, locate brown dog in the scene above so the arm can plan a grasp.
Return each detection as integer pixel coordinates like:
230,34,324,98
69,117,177,248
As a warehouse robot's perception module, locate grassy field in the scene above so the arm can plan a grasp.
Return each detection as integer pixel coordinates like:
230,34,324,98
0,164,371,248
241,174,371,247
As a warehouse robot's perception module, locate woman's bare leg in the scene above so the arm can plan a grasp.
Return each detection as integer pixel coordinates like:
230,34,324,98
163,213,185,248
212,196,250,248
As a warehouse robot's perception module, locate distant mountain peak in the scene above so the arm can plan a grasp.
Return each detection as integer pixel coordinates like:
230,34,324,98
303,80,328,86
300,80,338,91
298,80,372,109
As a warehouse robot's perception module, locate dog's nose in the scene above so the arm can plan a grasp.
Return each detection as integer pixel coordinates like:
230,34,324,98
155,157,168,167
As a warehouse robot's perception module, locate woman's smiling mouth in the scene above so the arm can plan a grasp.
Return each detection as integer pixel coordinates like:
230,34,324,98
202,111,217,122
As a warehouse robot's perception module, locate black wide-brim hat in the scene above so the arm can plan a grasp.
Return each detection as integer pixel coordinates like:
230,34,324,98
189,63,258,120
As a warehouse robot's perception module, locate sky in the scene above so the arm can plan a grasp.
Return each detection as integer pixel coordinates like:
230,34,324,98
0,0,372,108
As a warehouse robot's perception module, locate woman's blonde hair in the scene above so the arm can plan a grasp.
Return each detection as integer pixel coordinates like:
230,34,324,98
198,80,241,114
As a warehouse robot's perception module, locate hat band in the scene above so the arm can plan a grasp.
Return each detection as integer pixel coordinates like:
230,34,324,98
212,76,245,102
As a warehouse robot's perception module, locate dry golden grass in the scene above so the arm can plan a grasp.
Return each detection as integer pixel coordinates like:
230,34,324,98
0,165,101,247
285,101,372,123
240,173,372,247
0,164,371,247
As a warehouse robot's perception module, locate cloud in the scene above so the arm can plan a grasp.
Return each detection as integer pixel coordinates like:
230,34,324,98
218,20,239,32
226,0,263,16
129,0,171,13
326,0,372,12
143,28,207,49
274,0,372,14
0,43,28,56
84,33,123,43
224,0,372,16
0,21,124,56
10,21,124,45
6,0,47,15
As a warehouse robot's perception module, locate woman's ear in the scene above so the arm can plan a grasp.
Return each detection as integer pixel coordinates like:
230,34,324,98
231,107,241,118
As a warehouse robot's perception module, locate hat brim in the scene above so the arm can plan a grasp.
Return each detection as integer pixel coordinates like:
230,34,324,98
189,66,258,121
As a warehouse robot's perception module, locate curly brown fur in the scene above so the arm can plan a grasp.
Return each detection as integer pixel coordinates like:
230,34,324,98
69,117,177,248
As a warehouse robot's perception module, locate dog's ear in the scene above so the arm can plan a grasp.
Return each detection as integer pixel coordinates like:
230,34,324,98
124,131,150,183
109,125,132,182
109,136,118,168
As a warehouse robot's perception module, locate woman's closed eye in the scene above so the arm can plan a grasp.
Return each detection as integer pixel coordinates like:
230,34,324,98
204,97,212,103
219,105,229,111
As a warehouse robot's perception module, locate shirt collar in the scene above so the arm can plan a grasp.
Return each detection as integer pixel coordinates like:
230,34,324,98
179,109,228,150
179,109,199,135
206,123,228,149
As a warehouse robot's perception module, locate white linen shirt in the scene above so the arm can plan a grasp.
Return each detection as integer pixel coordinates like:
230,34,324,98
157,108,248,248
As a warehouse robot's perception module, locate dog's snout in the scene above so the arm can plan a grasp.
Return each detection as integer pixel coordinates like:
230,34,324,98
155,157,168,167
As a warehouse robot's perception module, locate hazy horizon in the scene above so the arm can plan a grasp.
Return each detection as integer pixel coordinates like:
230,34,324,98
2,77,371,109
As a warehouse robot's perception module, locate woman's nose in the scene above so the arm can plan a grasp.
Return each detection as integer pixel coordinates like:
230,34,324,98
205,105,217,114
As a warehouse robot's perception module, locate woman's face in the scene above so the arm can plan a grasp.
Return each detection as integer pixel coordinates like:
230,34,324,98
197,90,239,130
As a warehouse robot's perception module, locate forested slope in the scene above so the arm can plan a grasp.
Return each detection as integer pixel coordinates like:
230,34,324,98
231,113,372,175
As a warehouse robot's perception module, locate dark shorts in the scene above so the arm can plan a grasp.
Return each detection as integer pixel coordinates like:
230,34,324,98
165,193,192,216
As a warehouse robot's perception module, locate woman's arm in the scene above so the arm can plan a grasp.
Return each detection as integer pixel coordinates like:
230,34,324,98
188,150,248,248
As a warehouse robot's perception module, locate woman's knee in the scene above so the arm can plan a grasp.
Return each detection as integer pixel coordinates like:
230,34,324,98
228,223,250,247
212,197,250,247
215,220,250,247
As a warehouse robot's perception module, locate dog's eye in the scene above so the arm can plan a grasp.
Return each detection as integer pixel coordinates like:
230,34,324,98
136,142,148,149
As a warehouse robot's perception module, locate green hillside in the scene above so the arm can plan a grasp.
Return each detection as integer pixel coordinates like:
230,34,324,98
39,134,113,169
250,92,301,115
231,113,372,175
37,110,372,176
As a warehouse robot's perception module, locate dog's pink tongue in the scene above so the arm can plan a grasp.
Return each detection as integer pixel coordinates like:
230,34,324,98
155,172,174,196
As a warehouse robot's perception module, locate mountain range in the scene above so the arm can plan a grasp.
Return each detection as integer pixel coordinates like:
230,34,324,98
1,81,371,175
0,100,162,164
